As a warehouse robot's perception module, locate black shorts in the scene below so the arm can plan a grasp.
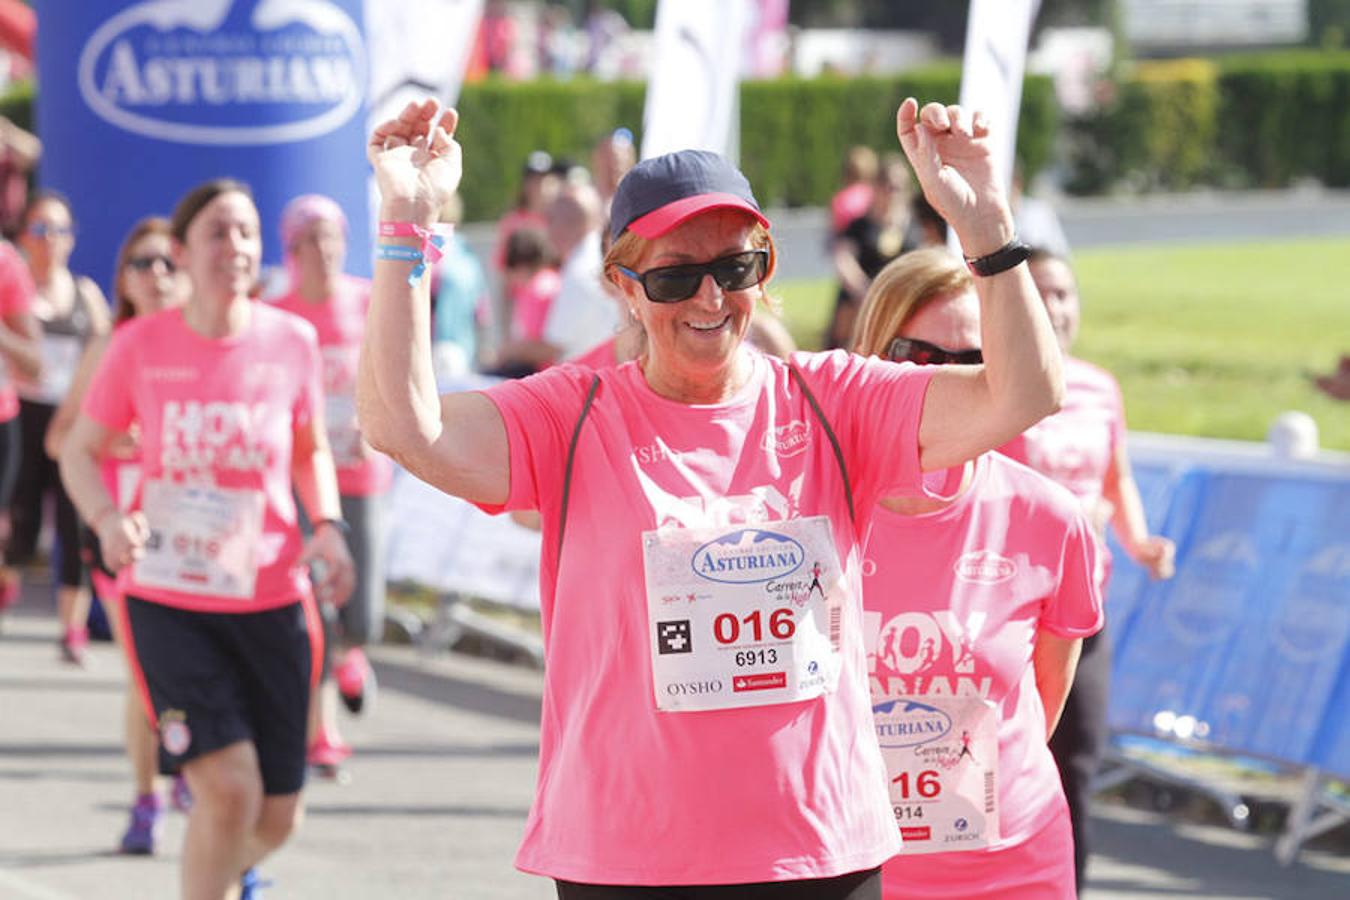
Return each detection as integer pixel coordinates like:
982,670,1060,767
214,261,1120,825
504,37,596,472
555,868,881,900
122,596,322,795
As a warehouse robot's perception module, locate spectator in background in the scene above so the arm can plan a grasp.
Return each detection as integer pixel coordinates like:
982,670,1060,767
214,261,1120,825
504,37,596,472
431,192,491,382
584,0,629,77
7,190,109,665
0,231,40,618
828,156,914,348
540,181,614,360
481,0,518,75
0,115,39,238
488,226,562,378
998,248,1175,893
591,127,636,215
272,194,391,780
494,150,560,271
830,145,878,235
907,194,949,249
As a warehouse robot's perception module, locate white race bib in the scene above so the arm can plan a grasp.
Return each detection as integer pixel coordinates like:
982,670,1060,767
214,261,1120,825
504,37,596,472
134,480,264,600
20,333,82,404
873,695,1000,852
643,516,845,712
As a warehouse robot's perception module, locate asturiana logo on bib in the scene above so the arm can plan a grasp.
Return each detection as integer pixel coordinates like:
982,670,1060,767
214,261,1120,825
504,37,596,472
953,550,1016,585
78,0,367,146
762,420,811,458
691,528,804,584
872,698,952,749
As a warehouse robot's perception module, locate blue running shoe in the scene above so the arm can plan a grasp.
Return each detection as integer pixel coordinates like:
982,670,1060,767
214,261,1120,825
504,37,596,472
239,868,270,900
118,794,162,855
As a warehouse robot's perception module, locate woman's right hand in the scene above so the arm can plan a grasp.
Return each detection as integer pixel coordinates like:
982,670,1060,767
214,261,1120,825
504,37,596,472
367,99,462,227
96,510,149,573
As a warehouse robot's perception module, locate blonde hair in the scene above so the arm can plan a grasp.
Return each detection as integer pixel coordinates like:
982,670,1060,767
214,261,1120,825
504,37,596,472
603,220,779,314
851,248,972,356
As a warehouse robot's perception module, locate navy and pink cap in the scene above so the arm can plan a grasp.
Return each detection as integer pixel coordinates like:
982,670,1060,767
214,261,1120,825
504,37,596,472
608,149,770,242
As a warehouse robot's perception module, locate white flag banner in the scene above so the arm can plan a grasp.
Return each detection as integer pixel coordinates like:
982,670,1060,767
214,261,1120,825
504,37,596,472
365,0,484,123
953,0,1040,253
642,0,753,161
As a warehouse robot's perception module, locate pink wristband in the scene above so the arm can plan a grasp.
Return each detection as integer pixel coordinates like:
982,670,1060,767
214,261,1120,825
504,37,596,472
378,221,450,266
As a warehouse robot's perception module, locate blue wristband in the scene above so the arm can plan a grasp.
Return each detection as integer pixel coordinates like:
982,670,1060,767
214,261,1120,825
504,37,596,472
375,242,441,285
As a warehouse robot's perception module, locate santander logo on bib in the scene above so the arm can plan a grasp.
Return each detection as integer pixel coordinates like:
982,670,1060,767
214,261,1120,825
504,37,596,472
692,528,804,584
953,550,1016,585
78,0,367,146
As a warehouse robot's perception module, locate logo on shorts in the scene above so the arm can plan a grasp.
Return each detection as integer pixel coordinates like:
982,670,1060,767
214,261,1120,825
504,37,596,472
691,529,804,584
160,709,192,756
656,619,693,654
77,0,368,146
953,550,1016,585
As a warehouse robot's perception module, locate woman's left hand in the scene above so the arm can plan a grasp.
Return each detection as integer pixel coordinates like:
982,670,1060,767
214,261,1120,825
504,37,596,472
301,522,356,607
894,98,1015,257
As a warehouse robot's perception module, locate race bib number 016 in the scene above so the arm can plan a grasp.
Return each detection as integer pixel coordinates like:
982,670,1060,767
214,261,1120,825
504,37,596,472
642,516,845,712
872,695,999,852
135,480,264,600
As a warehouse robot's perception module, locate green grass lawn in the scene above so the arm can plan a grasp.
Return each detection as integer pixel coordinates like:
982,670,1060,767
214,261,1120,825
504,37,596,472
775,238,1350,451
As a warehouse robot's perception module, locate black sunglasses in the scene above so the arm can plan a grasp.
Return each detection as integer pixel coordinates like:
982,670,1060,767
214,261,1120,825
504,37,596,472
126,254,176,273
887,336,983,366
618,249,769,303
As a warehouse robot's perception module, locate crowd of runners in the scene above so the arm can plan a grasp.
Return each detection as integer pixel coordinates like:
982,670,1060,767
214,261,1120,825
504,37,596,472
0,94,1176,899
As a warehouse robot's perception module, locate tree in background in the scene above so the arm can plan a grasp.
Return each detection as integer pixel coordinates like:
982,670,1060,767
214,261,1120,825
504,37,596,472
1310,0,1350,47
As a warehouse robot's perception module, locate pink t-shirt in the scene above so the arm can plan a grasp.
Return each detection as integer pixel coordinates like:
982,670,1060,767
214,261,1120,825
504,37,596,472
273,277,393,496
82,304,322,613
508,267,562,343
861,453,1102,898
998,356,1125,511
478,349,940,885
0,240,35,422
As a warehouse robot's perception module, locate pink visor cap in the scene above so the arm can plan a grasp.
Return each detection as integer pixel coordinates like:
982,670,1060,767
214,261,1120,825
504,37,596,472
609,149,770,242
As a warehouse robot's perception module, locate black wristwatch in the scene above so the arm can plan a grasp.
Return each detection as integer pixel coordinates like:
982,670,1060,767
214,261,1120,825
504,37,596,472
315,518,351,538
964,237,1032,277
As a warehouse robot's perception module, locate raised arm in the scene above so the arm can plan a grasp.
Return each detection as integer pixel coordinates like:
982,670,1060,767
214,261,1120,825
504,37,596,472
356,100,509,506
894,99,1063,472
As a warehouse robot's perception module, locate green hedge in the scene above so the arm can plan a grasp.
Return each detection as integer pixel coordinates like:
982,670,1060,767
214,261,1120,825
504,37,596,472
455,66,1057,219
1065,50,1350,193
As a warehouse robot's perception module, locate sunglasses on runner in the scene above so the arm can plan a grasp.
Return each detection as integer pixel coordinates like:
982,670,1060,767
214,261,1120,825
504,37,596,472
26,222,74,239
126,254,176,273
887,336,983,366
617,249,769,303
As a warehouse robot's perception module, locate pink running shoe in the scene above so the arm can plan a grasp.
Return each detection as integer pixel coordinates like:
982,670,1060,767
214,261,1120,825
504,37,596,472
60,626,89,667
334,647,375,715
307,734,353,774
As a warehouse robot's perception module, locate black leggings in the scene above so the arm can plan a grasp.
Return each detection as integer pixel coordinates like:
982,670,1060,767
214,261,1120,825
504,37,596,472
0,414,19,515
9,399,84,587
556,868,881,900
1049,627,1112,893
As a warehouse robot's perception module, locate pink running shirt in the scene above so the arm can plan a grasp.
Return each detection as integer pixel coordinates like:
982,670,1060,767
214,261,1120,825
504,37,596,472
861,453,1102,898
82,305,322,613
508,267,562,342
273,276,393,496
998,356,1125,511
477,349,940,885
0,240,35,422
831,183,875,233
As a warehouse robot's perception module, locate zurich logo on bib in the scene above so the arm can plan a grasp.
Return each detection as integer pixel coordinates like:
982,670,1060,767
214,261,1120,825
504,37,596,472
691,529,805,585
77,0,367,146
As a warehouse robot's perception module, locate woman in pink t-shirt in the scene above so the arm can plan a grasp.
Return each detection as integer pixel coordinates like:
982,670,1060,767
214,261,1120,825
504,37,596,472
997,249,1175,892
359,98,1063,897
46,216,191,855
852,249,1102,898
0,237,40,614
58,179,355,898
272,193,393,776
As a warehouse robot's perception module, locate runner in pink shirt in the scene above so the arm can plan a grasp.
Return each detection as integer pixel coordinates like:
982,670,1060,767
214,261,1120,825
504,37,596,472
998,248,1175,892
58,179,354,899
273,193,393,775
359,98,1063,897
852,249,1102,898
45,216,192,855
0,236,40,614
